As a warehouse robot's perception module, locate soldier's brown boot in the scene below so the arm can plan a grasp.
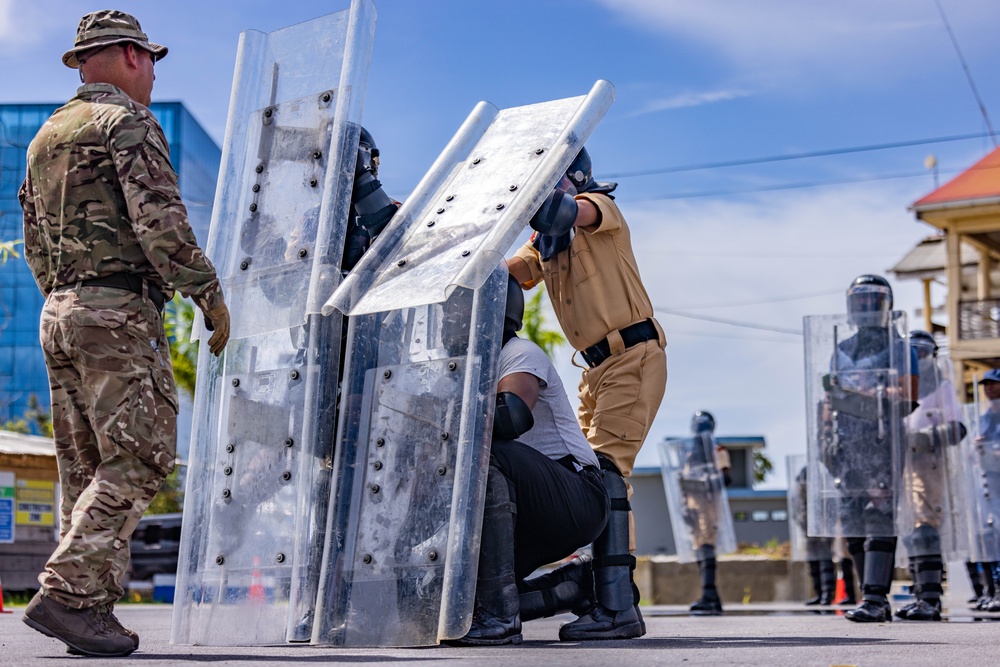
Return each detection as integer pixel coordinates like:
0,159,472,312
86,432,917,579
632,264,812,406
23,592,136,657
67,604,140,655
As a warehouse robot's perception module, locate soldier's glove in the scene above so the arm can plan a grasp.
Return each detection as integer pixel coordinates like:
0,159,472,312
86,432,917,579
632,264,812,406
203,303,231,357
529,184,578,237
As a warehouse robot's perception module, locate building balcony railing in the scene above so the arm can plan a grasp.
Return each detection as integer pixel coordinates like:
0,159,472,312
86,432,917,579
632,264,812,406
959,299,1000,340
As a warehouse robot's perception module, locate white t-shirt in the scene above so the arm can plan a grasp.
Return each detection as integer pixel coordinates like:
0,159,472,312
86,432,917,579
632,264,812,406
498,337,598,469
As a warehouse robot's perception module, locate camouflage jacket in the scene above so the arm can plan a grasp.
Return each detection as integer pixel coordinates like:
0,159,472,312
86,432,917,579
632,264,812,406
19,83,223,313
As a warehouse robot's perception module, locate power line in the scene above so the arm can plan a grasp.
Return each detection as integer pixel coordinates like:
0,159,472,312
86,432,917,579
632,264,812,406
666,329,803,345
933,0,997,146
655,307,803,336
605,132,992,179
669,289,843,310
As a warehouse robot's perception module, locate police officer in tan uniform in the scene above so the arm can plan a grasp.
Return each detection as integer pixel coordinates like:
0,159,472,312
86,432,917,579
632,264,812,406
507,147,667,640
19,11,229,657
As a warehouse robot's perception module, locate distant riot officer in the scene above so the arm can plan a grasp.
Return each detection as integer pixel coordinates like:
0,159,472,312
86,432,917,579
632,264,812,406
790,463,836,606
810,274,917,624
683,411,732,615
895,330,965,621
446,275,610,646
507,147,667,640
970,370,1000,612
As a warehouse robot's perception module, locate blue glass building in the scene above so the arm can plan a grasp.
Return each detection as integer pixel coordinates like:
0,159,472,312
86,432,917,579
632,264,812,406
0,102,220,428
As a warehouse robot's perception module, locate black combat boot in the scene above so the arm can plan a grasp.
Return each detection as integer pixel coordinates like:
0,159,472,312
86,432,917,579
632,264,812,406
966,561,984,605
559,457,644,641
445,466,521,646
519,555,593,622
689,545,723,616
805,560,824,605
896,556,943,621
845,542,894,624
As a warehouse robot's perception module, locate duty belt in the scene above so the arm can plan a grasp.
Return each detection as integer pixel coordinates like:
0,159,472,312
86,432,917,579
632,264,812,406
580,319,658,369
58,272,165,312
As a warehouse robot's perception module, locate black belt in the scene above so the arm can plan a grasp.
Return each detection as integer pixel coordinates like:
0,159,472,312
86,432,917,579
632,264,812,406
580,319,658,369
58,272,165,312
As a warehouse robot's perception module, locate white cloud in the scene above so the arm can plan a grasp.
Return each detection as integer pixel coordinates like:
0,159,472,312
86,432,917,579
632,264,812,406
630,88,751,116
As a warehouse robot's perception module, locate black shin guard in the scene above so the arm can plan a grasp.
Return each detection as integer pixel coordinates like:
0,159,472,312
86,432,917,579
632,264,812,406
519,557,593,622
861,538,896,602
841,557,857,602
819,559,836,601
697,544,718,597
474,466,519,622
913,555,944,605
592,457,635,613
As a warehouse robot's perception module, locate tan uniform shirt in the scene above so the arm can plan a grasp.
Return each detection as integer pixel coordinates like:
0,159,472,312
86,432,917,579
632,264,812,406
512,192,660,351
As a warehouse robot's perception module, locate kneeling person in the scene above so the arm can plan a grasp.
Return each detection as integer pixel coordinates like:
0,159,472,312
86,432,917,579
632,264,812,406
448,276,610,646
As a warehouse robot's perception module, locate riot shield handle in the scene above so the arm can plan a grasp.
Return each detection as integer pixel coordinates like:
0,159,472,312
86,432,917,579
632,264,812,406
876,380,886,441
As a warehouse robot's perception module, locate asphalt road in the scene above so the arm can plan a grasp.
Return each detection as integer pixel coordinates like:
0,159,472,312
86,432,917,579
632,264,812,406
1,603,998,666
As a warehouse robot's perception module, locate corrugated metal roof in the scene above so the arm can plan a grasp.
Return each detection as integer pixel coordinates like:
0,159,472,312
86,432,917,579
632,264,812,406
0,430,56,457
912,146,1000,210
888,234,978,277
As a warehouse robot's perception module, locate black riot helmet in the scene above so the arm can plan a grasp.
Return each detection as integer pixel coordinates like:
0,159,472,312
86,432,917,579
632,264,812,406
846,274,893,327
565,147,617,195
691,410,716,434
503,273,525,346
358,126,380,178
910,330,938,359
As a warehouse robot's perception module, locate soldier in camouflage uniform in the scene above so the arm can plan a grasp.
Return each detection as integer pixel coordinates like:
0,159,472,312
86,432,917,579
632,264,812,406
18,10,230,658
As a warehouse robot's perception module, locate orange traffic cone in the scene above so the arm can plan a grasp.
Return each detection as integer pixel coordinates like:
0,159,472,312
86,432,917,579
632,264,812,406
833,574,847,605
0,574,11,614
248,557,265,603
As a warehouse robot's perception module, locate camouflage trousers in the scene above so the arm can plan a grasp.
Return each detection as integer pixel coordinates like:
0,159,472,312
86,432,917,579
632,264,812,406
39,285,178,609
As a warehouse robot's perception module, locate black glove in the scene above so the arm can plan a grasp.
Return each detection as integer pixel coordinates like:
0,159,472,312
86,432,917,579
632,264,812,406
529,185,578,236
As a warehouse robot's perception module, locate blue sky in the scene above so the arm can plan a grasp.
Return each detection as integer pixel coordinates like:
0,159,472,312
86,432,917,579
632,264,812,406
4,1,999,486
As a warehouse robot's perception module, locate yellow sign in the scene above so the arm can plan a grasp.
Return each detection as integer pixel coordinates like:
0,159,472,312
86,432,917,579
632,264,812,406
16,479,56,526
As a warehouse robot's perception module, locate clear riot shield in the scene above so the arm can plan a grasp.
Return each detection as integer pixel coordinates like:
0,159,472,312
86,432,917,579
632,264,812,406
898,354,964,559
960,398,1000,563
804,312,910,538
787,455,834,562
314,82,614,647
658,435,736,563
172,1,376,646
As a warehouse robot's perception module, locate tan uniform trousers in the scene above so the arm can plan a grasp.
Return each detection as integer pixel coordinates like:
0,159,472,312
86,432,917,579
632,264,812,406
906,452,946,530
39,286,178,609
685,491,719,551
577,338,667,551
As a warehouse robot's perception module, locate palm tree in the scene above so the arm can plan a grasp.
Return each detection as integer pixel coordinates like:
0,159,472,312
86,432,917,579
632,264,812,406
163,296,198,399
521,288,566,360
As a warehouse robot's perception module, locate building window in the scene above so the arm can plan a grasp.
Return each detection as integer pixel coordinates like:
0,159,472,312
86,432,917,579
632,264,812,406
771,509,788,522
734,511,748,522
751,510,769,522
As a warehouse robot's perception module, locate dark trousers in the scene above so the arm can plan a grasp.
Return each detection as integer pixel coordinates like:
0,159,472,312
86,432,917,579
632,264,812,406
490,439,610,582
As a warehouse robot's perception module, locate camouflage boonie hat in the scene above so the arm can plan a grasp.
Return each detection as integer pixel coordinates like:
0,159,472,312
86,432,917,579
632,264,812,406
62,9,168,69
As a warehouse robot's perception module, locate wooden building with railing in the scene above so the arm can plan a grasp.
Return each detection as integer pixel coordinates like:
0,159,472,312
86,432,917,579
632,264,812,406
899,146,1000,395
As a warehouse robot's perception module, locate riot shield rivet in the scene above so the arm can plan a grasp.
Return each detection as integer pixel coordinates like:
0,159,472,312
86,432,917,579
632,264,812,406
437,208,446,214
216,555,225,565
373,461,382,471
223,466,232,476
309,179,318,188
448,361,457,371
509,185,518,191
221,489,231,498
495,203,505,210
445,195,455,202
232,378,240,387
383,370,393,379
362,554,373,564
264,108,273,118
878,482,886,489
321,92,331,103
428,550,438,561
249,203,257,212
225,444,235,453
426,220,436,227
290,370,300,380
313,150,322,160
472,158,481,165
282,471,292,481
276,553,285,563
240,260,249,271
396,259,406,267
376,437,385,447
255,163,264,174
371,484,380,494
534,148,544,155
298,248,308,258
285,438,294,448
252,184,260,193
437,466,447,476
461,250,470,257
441,432,450,441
